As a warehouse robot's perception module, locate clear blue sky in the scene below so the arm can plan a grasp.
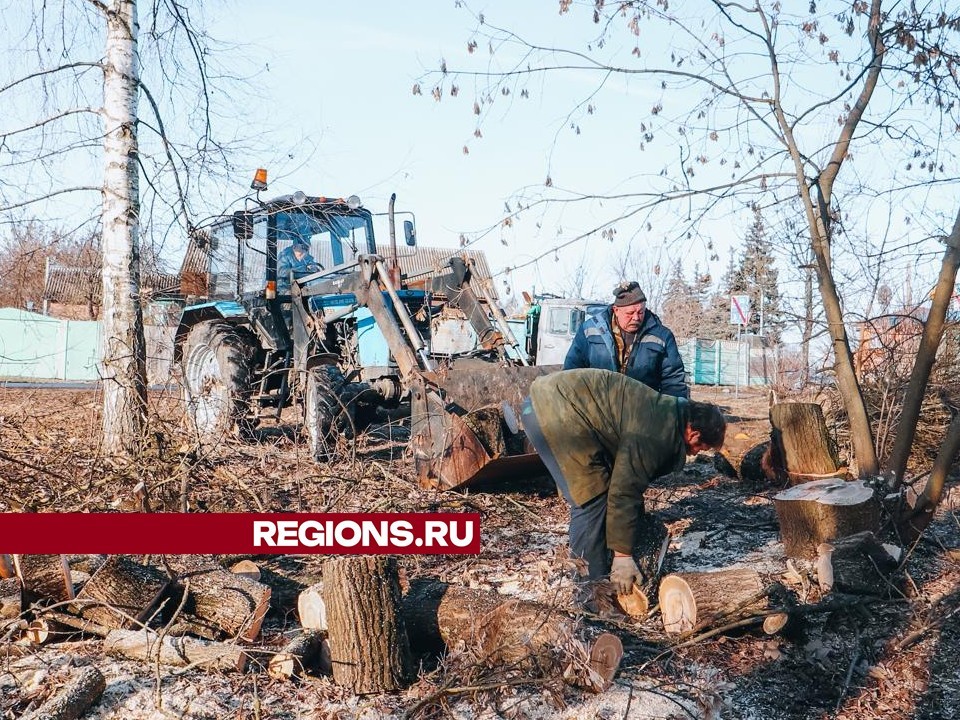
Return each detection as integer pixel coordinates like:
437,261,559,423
208,1,732,306
4,0,952,321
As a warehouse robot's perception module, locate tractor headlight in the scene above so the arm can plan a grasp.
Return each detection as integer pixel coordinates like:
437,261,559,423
346,194,362,210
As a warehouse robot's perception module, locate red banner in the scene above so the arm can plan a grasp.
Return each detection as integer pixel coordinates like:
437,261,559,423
0,513,481,555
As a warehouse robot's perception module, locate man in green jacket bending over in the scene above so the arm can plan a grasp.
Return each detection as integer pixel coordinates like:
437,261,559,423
521,368,726,593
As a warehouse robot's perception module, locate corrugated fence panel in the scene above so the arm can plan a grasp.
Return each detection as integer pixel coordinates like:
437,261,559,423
0,309,65,379
0,309,175,383
63,321,102,381
679,336,775,387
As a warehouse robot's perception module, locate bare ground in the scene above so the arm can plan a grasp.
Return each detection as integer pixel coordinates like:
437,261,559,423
1,385,959,719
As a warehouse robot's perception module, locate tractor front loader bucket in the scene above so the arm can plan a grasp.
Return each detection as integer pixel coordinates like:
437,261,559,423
412,359,559,491
353,256,557,491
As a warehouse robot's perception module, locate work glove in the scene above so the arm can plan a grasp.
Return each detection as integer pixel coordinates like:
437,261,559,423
609,555,643,595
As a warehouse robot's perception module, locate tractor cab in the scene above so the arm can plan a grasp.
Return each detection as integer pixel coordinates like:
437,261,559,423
173,169,546,491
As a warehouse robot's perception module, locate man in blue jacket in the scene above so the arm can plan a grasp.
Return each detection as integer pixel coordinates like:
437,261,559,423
277,240,322,293
564,280,688,398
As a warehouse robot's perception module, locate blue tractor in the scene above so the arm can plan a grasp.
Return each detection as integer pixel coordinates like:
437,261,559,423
173,173,545,489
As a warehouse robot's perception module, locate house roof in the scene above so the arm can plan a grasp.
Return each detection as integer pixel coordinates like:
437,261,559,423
44,247,500,303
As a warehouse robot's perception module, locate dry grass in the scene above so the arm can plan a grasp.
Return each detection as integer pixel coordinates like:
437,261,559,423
1,386,960,719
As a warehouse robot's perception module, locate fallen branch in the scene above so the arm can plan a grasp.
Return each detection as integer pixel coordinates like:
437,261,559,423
104,628,249,672
37,609,112,638
893,601,960,651
401,675,551,720
639,593,883,671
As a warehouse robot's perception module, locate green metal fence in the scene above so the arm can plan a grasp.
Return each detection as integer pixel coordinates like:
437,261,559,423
0,308,173,382
678,337,776,387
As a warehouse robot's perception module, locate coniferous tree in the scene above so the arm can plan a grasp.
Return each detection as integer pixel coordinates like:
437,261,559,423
659,261,702,339
735,206,783,342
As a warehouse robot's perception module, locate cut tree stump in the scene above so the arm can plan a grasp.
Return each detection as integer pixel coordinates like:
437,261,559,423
166,556,271,641
323,556,412,694
659,568,769,634
19,665,105,720
762,612,791,635
267,630,331,680
297,582,327,631
104,628,249,672
402,579,576,665
774,479,880,559
13,555,74,605
70,555,170,630
769,403,842,485
1,577,21,619
815,530,901,595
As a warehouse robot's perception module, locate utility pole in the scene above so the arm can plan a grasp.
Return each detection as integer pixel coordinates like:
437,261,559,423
759,289,765,338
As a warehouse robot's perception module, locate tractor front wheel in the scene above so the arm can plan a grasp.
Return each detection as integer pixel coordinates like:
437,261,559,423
304,365,352,460
181,321,256,443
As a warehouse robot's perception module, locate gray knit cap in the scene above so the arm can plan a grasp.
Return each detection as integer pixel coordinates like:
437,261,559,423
612,280,647,307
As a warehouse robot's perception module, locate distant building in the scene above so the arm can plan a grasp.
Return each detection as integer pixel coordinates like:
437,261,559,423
854,300,960,379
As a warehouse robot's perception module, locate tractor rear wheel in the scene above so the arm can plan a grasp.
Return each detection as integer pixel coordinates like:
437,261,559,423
304,365,352,460
181,321,256,443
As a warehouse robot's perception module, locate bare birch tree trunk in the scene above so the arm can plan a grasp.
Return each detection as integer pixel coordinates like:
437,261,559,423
101,0,148,456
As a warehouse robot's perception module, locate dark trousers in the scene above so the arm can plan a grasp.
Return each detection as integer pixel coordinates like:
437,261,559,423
521,398,611,579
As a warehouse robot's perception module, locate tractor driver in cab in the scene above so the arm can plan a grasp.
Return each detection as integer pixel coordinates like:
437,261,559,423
277,239,322,293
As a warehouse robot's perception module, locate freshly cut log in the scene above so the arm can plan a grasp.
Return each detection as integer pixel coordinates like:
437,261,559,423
19,665,105,720
0,554,15,579
609,514,667,620
769,403,841,484
1,576,21,619
586,633,623,693
229,560,261,582
323,556,411,694
774,479,880,558
297,582,327,631
13,555,74,605
25,617,67,645
402,579,576,665
659,568,768,634
166,556,271,641
267,631,331,680
815,531,900,595
104,628,249,672
615,585,649,620
762,612,791,635
70,556,170,630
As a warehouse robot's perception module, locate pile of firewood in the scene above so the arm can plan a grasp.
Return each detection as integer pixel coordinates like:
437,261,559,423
2,551,627,717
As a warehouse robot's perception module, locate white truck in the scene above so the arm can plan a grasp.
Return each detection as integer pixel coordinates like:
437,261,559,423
507,296,607,366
